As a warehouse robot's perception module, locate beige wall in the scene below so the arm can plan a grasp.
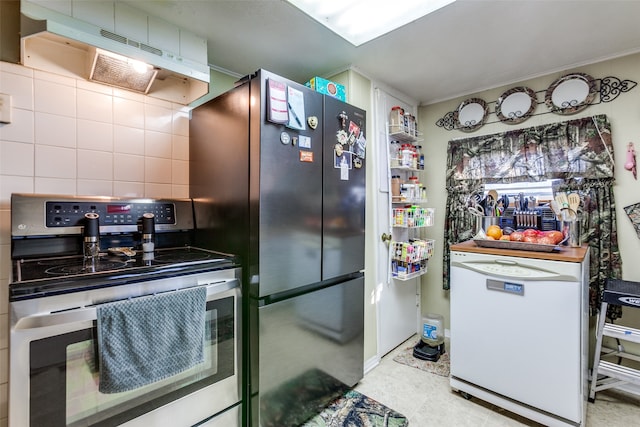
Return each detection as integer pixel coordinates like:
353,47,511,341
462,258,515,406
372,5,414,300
0,59,204,426
329,69,378,364
418,52,640,340
190,68,239,108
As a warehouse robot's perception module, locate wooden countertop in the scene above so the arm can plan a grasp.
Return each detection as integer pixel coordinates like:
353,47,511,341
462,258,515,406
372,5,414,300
450,239,589,263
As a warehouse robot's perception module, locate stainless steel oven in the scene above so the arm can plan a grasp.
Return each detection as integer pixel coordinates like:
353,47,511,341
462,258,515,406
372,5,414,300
9,194,242,427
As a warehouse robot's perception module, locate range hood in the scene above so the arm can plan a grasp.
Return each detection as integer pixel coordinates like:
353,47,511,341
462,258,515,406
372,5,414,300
20,0,210,105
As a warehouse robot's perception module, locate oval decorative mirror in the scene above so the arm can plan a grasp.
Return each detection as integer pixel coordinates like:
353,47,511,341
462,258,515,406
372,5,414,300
496,86,537,124
454,98,489,132
545,73,597,115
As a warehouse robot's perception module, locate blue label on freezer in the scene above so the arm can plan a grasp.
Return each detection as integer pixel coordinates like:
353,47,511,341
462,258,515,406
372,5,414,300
504,282,523,293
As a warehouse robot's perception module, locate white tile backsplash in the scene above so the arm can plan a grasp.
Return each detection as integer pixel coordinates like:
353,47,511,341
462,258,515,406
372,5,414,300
0,61,32,78
0,350,6,383
0,244,7,281
145,183,172,198
114,97,145,129
0,278,6,318
35,145,76,178
172,108,190,136
0,109,35,144
34,78,76,116
77,78,114,96
172,184,189,199
0,210,9,245
77,89,113,123
114,126,145,155
114,181,145,197
0,315,6,350
0,141,34,176
145,130,172,158
8,63,192,201
172,134,189,161
34,112,76,148
172,159,188,185
144,95,172,109
144,103,173,133
113,88,146,103
114,153,145,182
33,69,75,87
77,120,113,151
77,179,114,196
77,150,113,180
0,383,6,421
145,157,172,183
0,176,33,208
34,177,76,195
0,72,33,110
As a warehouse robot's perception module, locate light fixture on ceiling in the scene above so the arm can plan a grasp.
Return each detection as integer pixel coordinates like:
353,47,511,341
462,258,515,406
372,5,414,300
286,0,456,46
89,48,159,94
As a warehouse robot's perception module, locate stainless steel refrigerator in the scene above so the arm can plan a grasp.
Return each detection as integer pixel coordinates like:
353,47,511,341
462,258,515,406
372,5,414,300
189,69,366,427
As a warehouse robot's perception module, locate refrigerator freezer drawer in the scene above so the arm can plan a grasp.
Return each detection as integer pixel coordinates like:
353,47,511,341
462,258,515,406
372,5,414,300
258,276,364,426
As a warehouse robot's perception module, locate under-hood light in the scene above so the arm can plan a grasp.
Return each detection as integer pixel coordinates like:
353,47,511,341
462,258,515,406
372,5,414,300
89,48,158,94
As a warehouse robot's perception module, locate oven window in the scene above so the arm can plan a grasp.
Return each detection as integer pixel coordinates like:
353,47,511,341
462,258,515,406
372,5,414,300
29,297,235,427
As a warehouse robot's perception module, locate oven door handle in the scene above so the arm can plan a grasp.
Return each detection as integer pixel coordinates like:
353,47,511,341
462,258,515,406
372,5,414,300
13,279,239,330
14,307,99,329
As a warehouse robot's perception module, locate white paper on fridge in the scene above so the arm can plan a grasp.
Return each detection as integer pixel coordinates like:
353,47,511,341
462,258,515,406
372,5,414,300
268,79,288,124
287,86,306,130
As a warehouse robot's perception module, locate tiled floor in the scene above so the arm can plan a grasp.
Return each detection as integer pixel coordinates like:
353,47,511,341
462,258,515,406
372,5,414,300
355,336,640,426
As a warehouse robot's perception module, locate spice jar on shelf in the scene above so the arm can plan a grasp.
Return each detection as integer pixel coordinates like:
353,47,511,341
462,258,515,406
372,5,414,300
401,144,413,168
416,145,424,170
389,106,404,133
391,175,401,197
389,141,400,167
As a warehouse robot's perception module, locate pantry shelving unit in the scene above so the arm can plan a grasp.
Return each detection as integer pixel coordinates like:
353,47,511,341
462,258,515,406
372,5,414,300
387,124,435,281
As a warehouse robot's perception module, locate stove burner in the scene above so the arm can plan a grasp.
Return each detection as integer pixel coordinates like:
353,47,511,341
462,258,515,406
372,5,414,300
153,251,212,264
45,261,128,276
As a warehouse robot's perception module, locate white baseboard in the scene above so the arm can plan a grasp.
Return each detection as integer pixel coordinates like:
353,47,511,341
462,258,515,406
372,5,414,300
363,355,380,375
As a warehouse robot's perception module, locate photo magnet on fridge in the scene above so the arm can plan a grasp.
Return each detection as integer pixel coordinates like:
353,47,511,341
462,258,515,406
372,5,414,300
334,150,352,169
298,135,311,149
348,121,360,146
354,133,366,159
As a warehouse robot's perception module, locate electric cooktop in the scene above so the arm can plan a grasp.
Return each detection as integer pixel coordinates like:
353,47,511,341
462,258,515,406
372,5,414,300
10,246,239,300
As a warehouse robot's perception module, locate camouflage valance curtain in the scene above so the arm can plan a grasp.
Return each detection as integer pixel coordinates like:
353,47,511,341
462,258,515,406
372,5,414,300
444,114,622,317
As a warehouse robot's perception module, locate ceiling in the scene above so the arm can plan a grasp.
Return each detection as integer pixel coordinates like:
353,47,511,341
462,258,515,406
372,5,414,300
124,0,640,106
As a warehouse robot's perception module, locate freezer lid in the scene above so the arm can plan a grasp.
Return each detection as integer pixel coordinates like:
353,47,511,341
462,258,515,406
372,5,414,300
450,250,583,282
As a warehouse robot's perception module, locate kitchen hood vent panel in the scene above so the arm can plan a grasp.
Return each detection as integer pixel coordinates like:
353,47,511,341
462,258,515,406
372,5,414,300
20,1,210,105
101,29,128,46
90,50,158,94
99,29,163,58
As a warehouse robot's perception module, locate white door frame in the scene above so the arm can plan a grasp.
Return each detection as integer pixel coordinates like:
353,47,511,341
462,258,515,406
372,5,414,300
371,83,422,359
